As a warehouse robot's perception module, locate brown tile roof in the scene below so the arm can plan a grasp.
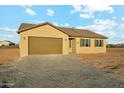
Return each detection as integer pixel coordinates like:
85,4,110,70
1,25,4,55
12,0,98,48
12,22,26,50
17,22,107,39
18,23,35,31
58,27,107,39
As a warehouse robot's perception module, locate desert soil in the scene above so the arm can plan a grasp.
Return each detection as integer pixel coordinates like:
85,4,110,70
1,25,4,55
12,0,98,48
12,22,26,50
0,48,124,87
0,48,19,64
0,55,123,88
77,48,124,81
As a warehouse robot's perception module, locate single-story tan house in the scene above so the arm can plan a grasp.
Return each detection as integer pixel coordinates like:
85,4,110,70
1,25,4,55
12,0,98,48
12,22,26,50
17,22,107,57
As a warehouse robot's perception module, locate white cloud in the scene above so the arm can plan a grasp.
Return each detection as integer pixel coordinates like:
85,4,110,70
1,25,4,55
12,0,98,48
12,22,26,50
21,5,32,8
94,19,116,29
0,27,17,32
79,13,93,18
28,20,44,24
47,9,54,16
109,31,116,37
77,19,117,37
112,16,116,19
52,22,69,27
122,16,124,21
82,19,124,44
121,36,124,39
64,22,69,27
34,20,44,24
0,27,19,43
119,23,124,31
53,22,58,26
87,5,114,13
0,35,14,38
71,5,114,18
71,5,82,14
72,5,82,12
87,19,116,31
21,5,36,16
25,8,36,16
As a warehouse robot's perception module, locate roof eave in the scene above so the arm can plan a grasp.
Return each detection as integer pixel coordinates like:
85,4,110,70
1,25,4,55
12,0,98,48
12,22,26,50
69,35,108,39
17,22,108,39
17,22,70,36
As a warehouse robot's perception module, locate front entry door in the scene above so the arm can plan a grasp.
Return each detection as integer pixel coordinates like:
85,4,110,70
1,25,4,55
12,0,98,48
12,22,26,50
69,39,72,53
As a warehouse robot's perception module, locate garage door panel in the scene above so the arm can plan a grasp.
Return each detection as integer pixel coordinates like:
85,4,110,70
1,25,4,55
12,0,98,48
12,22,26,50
28,37,62,55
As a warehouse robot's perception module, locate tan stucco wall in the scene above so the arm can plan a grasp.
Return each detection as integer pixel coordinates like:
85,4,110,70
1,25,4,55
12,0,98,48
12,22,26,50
20,24,68,57
74,37,106,54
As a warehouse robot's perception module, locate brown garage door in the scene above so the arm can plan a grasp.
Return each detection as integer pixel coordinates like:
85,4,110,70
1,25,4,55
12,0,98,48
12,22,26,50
28,37,63,55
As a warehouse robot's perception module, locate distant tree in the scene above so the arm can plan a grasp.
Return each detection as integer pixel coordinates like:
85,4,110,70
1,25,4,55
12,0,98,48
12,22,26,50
107,44,124,48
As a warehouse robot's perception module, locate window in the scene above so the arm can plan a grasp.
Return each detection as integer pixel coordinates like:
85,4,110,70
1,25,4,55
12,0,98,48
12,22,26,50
80,39,90,47
95,40,103,47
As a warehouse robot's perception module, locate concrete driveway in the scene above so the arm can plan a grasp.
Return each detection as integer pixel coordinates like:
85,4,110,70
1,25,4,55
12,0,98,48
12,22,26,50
0,55,123,88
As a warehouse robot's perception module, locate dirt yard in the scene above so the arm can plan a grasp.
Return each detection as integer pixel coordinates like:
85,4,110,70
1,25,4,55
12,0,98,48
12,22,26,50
0,48,19,64
0,47,124,82
0,48,124,87
77,48,124,81
0,55,123,88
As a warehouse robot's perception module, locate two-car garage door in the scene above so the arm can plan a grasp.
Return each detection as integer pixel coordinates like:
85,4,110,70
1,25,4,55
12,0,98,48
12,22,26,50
28,37,63,55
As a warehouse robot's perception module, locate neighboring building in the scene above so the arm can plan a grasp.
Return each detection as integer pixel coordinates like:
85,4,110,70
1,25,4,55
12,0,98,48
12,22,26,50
0,40,15,47
17,22,107,57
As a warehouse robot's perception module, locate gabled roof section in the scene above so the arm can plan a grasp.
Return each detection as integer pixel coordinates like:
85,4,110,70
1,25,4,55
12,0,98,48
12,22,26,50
18,23,35,31
17,22,107,39
58,27,107,39
17,22,58,34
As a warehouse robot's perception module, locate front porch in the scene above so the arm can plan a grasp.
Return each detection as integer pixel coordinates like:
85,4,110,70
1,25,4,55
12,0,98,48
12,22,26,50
68,37,76,54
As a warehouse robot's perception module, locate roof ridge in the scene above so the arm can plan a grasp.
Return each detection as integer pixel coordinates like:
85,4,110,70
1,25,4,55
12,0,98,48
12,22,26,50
21,23,36,25
58,26,94,32
57,26,107,37
17,22,107,39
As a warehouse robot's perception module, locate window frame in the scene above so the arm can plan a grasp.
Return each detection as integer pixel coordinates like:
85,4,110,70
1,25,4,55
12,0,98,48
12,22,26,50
80,38,91,47
95,39,103,47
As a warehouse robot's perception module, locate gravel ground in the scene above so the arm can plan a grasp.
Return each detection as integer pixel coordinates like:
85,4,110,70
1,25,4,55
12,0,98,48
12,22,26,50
0,55,124,88
77,48,124,81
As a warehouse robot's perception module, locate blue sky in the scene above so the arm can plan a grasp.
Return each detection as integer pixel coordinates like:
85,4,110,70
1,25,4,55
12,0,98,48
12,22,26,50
0,5,124,44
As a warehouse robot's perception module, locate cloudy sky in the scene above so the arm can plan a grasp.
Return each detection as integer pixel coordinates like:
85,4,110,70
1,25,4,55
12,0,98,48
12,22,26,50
0,5,124,44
